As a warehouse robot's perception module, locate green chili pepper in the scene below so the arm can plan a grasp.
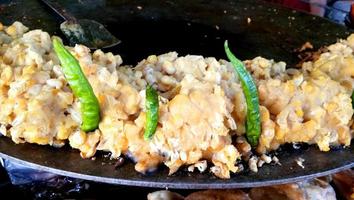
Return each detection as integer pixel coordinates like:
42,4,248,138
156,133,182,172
224,40,261,147
52,37,100,132
144,85,159,140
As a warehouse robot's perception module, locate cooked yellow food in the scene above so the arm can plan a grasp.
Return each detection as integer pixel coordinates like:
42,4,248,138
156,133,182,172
0,21,352,179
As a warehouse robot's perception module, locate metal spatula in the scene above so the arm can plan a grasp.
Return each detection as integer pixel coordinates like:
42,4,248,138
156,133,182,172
40,0,121,50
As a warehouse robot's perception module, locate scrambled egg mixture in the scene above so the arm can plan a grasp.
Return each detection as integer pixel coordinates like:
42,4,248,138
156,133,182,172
0,22,352,179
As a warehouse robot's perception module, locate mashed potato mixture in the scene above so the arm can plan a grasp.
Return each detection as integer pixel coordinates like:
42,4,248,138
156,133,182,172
0,21,352,179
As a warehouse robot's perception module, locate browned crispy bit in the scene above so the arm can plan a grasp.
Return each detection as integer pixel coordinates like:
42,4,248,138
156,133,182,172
235,136,252,160
294,42,314,53
293,41,328,68
296,47,328,68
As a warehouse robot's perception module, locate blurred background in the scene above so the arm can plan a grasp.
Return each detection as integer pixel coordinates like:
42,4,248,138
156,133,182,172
265,0,354,26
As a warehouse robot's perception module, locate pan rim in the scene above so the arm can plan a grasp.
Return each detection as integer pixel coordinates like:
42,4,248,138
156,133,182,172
0,149,353,189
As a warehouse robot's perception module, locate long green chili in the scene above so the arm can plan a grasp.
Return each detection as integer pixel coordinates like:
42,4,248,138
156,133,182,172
224,40,261,147
53,37,100,132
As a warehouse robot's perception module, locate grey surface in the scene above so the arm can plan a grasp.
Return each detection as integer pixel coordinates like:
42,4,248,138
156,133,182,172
0,0,353,189
0,137,353,189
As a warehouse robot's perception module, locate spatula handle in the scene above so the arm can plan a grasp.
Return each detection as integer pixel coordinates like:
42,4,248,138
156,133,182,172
39,0,77,22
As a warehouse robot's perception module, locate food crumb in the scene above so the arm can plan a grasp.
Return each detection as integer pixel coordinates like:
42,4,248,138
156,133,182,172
137,5,143,10
215,25,220,30
188,165,195,172
261,154,272,163
114,157,125,169
223,10,227,14
257,159,265,167
247,17,252,24
272,156,281,166
292,142,302,149
91,157,96,161
237,164,244,172
249,156,258,172
195,160,207,172
210,166,220,175
188,160,207,173
296,157,305,169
